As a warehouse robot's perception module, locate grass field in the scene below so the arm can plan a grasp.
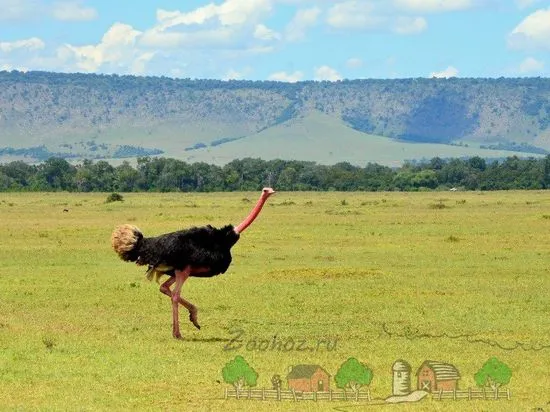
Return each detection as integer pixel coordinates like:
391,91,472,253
178,111,542,167
0,190,549,411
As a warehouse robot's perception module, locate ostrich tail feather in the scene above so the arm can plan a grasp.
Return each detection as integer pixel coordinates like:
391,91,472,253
111,224,143,262
144,266,162,283
145,266,155,282
145,264,173,283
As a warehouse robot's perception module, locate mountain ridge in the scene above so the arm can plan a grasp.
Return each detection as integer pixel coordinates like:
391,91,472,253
1,71,549,165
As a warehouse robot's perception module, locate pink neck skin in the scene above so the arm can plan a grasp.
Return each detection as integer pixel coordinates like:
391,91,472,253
234,190,274,234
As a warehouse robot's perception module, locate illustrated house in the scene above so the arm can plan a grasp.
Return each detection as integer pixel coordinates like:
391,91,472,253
416,360,460,392
287,365,330,392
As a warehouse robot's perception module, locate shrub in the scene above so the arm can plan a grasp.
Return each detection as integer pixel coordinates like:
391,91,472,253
106,192,124,203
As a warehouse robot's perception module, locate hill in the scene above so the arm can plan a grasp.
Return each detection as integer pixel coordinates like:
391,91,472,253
1,71,549,165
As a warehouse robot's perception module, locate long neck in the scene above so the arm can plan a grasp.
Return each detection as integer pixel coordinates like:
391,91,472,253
234,193,270,234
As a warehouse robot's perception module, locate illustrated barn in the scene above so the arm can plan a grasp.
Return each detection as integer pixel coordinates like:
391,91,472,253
416,361,460,392
287,365,330,392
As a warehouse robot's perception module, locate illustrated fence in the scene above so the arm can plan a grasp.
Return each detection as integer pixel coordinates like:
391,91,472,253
434,388,511,401
224,388,371,402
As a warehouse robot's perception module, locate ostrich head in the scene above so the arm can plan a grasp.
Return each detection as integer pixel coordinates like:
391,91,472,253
262,187,276,197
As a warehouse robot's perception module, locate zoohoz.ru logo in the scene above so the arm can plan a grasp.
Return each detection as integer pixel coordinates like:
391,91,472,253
223,328,338,353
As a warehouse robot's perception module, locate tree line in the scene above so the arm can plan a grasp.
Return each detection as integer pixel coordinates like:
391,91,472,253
1,155,549,192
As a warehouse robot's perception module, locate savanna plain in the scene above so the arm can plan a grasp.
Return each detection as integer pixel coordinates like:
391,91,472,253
0,190,549,411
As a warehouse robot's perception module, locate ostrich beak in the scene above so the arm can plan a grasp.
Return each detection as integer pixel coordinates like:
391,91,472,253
263,187,276,196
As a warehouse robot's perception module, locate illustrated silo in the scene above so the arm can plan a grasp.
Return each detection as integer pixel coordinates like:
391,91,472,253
392,360,412,396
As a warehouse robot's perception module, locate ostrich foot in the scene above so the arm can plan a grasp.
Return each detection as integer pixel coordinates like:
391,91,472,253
172,327,183,339
189,307,201,330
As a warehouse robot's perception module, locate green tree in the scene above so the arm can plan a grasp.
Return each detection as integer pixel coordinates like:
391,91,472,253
74,160,115,191
0,171,15,190
474,357,512,392
359,163,395,191
439,158,469,186
224,158,268,191
543,155,550,189
334,357,373,395
392,170,415,191
221,356,258,392
114,161,139,192
468,156,486,171
411,169,438,189
74,159,95,191
1,161,35,189
31,157,76,191
93,160,115,191
190,161,224,192
277,166,297,190
297,162,325,190
429,157,445,170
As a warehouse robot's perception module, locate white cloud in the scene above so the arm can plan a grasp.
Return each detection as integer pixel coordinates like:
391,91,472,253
141,1,275,50
0,0,97,21
430,65,459,78
393,0,474,12
0,0,41,21
141,27,238,49
156,0,272,30
0,63,29,72
285,7,321,41
268,70,304,82
509,7,550,51
392,16,427,34
224,69,244,80
518,56,544,73
254,24,281,40
49,0,281,78
0,37,45,53
346,57,363,69
60,23,143,72
327,1,384,30
276,0,331,3
156,6,217,28
0,0,498,80
326,2,426,34
223,67,254,80
52,1,97,21
314,65,342,81
130,52,156,75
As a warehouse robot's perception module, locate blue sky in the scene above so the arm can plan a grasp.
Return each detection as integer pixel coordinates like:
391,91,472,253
1,0,549,80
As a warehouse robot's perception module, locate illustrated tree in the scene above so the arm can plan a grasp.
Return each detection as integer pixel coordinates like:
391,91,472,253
474,357,512,394
334,357,373,396
221,355,258,393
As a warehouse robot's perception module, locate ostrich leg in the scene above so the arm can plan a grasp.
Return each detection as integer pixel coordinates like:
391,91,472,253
159,277,200,330
170,267,192,339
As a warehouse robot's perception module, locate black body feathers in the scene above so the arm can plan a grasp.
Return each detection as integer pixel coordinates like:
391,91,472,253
112,224,240,279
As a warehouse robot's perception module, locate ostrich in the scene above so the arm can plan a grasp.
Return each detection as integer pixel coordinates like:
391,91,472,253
111,187,275,339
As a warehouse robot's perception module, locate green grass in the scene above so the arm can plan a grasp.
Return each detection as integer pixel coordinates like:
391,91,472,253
178,111,544,166
4,110,543,167
0,191,549,411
